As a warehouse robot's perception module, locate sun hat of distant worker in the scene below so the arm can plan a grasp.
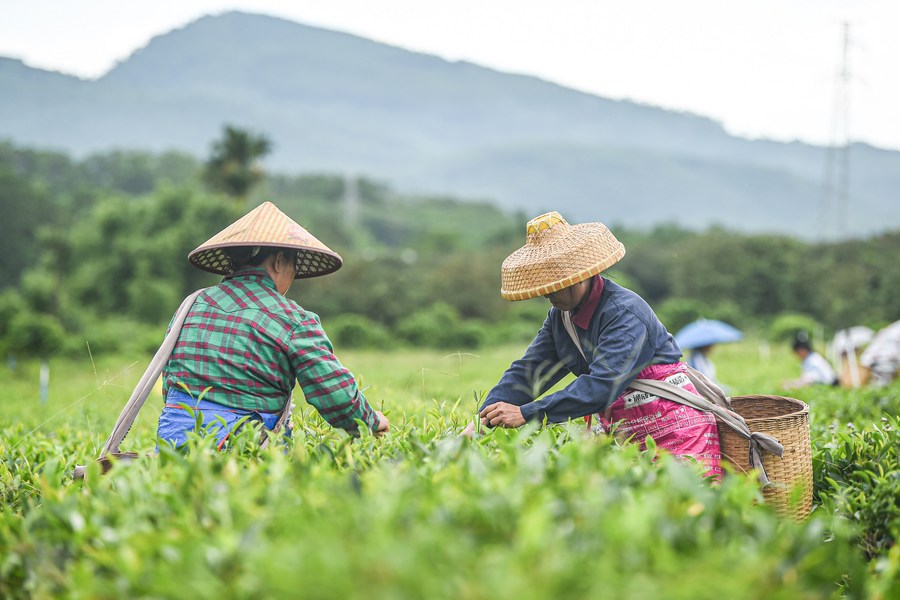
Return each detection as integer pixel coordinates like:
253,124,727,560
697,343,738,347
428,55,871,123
500,211,626,301
188,201,343,279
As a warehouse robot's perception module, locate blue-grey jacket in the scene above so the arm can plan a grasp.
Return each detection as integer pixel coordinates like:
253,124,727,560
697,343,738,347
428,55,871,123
481,278,682,423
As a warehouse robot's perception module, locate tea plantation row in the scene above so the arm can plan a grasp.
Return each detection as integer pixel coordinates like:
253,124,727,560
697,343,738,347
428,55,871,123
0,345,897,598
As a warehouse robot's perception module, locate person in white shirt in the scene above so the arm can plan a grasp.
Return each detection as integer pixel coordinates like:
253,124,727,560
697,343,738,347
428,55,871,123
784,334,837,388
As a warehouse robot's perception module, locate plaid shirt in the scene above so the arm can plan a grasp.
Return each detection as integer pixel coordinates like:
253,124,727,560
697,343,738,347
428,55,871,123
162,268,379,432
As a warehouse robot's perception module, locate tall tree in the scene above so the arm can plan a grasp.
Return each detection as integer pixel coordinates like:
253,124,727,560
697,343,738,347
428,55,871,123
203,125,272,199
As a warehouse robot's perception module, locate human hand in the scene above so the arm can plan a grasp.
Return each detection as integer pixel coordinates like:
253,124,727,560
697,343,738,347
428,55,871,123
374,410,390,435
461,419,487,438
479,402,525,428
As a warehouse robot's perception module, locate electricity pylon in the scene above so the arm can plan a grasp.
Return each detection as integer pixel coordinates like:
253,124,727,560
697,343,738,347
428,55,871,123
821,22,852,240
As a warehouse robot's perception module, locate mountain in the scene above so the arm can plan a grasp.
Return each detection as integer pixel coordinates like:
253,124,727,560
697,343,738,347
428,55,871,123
2,11,898,238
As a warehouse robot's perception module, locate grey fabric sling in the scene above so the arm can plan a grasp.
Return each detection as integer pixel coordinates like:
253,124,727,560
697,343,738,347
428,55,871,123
259,399,294,450
99,288,208,458
561,310,784,485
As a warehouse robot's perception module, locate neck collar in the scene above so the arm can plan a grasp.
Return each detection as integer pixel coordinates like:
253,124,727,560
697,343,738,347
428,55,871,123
572,275,605,329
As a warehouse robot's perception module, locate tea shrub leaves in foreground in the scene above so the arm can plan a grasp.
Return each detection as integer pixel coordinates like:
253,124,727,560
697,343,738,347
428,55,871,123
1,349,898,598
0,425,868,599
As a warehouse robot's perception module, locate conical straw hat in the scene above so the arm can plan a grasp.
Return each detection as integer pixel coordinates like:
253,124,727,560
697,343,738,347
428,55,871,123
188,202,342,279
500,211,625,301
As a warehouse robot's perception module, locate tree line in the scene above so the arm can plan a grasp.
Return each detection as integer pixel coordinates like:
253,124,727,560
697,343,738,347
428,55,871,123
1,134,897,358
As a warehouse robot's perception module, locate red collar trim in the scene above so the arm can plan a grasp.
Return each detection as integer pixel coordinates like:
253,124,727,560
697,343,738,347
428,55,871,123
572,276,604,329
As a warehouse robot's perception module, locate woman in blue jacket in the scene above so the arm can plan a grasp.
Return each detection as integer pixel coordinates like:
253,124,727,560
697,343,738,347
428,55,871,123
465,212,721,479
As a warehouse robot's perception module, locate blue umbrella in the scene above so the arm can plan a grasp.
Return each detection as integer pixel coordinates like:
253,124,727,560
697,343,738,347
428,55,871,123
674,319,743,350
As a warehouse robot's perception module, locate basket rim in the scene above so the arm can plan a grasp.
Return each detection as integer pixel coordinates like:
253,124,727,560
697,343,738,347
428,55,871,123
729,394,809,422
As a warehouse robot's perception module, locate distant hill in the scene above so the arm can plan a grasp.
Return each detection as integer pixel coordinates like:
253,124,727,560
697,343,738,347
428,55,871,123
2,11,898,237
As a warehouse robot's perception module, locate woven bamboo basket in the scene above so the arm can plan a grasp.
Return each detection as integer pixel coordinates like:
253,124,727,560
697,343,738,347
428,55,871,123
720,395,813,520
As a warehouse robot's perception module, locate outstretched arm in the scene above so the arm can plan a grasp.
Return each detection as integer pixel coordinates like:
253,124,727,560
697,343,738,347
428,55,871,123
520,311,656,424
466,312,569,432
289,314,382,434
479,313,568,411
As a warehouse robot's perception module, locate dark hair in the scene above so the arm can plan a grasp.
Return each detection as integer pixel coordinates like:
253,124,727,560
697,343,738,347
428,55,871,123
225,246,295,271
792,330,812,352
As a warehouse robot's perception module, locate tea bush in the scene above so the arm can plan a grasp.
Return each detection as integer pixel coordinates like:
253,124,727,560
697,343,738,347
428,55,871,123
814,416,899,560
1,347,897,599
326,313,393,349
0,422,870,599
396,302,486,348
768,313,822,343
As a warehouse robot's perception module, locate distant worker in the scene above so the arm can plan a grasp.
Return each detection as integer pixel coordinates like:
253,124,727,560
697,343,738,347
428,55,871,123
686,346,718,381
831,325,874,388
783,332,837,389
157,202,389,449
674,319,743,389
859,320,900,387
462,211,722,479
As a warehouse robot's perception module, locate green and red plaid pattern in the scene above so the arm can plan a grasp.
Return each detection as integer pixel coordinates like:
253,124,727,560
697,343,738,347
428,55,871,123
162,268,379,432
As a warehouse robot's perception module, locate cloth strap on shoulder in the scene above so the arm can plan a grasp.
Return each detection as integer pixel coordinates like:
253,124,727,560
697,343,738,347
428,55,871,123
99,288,208,457
628,378,784,485
560,310,783,485
561,310,584,361
259,399,293,450
98,288,294,457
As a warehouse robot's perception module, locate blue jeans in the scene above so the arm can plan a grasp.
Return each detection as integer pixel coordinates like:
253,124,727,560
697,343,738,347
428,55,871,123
157,388,289,450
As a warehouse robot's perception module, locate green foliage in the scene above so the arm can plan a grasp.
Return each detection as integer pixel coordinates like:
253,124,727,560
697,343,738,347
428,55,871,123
703,300,748,329
655,297,711,333
0,433,865,599
447,320,489,349
3,348,899,598
0,163,54,287
80,150,201,196
416,250,509,322
656,298,750,336
44,189,234,324
203,125,271,199
396,302,485,349
768,314,822,344
814,416,899,560
4,13,900,242
326,314,393,349
126,277,183,324
0,289,26,343
3,139,900,356
482,300,547,345
17,269,60,314
297,255,432,328
768,384,900,599
60,317,162,358
487,321,544,346
599,269,639,295
5,311,65,358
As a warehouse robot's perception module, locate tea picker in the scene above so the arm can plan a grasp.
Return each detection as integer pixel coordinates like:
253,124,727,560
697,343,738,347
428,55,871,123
469,211,813,518
74,202,388,478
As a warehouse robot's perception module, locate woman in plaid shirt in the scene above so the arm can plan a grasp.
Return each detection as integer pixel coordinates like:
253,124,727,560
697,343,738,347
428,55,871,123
157,202,389,449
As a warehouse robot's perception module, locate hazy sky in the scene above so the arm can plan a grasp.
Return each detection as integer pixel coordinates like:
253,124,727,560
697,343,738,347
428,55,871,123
2,0,898,150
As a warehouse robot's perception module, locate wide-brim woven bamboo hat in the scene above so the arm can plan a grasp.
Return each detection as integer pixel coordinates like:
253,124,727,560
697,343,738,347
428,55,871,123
188,201,342,279
501,211,625,301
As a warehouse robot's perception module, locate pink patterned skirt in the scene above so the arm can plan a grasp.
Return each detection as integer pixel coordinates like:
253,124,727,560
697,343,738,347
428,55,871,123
599,362,723,480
